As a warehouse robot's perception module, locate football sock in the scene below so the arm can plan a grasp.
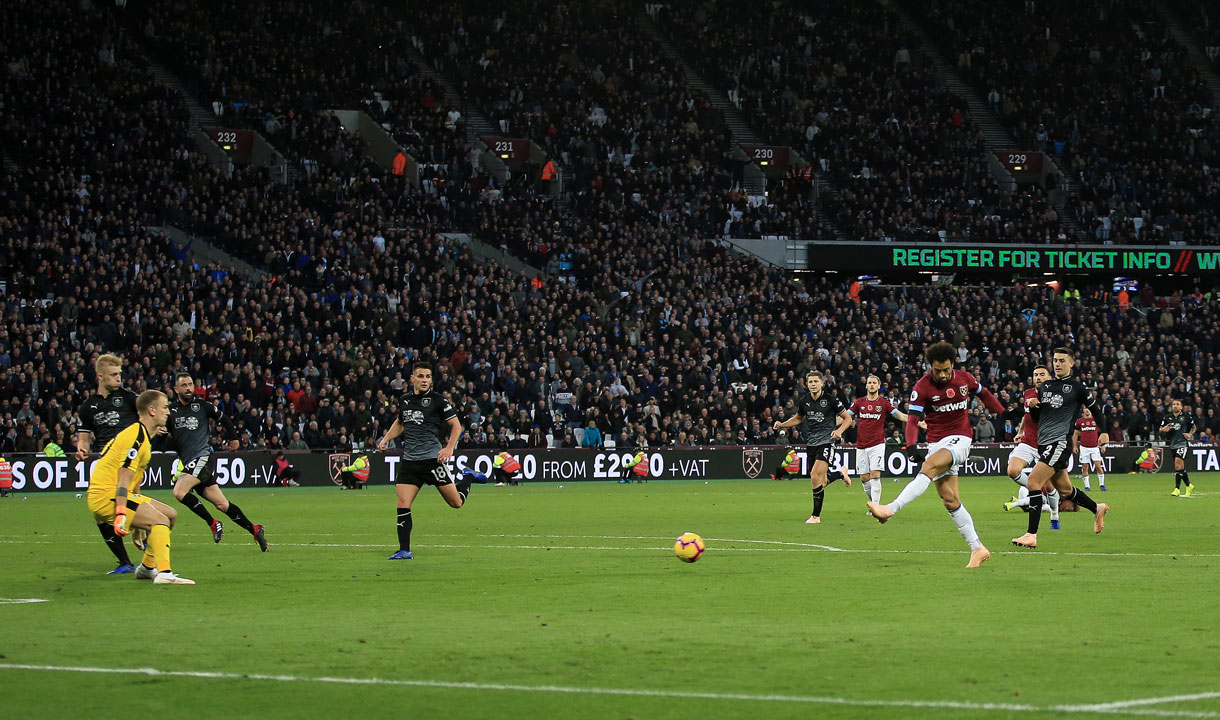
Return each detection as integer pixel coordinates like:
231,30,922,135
396,508,412,551
457,478,472,504
860,479,873,500
179,493,215,525
1027,492,1044,534
97,522,132,565
888,473,931,514
1081,473,1090,488
223,503,255,533
1097,471,1105,486
1174,471,1183,488
1047,487,1061,518
1069,488,1099,514
149,524,172,573
1014,469,1030,488
811,486,825,517
870,477,882,503
949,504,982,550
1183,470,1191,486
1016,485,1030,503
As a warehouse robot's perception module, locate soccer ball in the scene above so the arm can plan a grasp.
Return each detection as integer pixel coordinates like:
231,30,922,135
674,532,705,563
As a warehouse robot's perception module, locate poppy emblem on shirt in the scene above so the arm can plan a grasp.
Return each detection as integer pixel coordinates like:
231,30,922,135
946,389,956,398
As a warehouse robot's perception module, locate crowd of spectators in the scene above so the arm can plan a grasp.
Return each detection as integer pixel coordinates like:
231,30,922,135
657,0,1070,243
923,0,1219,247
4,0,1220,460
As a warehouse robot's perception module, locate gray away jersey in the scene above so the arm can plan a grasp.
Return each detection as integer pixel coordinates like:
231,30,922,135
168,399,225,461
795,392,846,446
1035,377,1096,446
1160,413,1194,448
398,389,459,461
77,388,140,447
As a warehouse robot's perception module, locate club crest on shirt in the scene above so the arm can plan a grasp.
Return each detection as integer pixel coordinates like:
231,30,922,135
420,398,431,407
112,397,123,407
191,403,200,412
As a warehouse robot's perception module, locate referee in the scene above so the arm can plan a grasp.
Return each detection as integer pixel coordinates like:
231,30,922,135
377,362,471,560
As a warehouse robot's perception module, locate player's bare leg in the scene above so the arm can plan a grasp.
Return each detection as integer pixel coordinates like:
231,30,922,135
868,448,952,524
1093,503,1108,533
936,476,990,568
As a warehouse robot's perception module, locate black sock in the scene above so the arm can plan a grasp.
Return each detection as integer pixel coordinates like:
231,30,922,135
1027,492,1044,534
396,508,412,551
1183,471,1191,486
179,493,215,525
1175,471,1182,488
97,522,132,565
223,503,256,533
457,477,472,503
812,486,825,517
1069,488,1098,514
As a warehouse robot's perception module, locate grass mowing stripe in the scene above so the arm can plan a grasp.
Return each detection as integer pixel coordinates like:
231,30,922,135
0,663,1216,718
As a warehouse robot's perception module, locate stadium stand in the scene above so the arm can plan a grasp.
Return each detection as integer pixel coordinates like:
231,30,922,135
2,0,1219,455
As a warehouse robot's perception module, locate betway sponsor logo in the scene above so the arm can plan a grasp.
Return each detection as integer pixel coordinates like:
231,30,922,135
857,412,883,421
937,400,969,412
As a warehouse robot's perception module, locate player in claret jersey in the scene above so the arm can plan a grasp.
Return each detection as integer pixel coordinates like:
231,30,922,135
848,374,912,507
1073,407,1108,491
866,341,1007,568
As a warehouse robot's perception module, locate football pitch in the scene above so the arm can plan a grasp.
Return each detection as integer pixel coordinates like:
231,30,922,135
2,474,1218,719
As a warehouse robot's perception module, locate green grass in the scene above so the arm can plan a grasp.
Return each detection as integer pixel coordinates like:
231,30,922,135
1,474,1218,719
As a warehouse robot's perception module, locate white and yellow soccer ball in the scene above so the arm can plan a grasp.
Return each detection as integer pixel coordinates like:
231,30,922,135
674,532,705,563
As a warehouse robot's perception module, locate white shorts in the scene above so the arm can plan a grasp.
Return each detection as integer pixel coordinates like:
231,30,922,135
1079,446,1102,466
1008,443,1039,467
855,445,885,475
927,435,972,480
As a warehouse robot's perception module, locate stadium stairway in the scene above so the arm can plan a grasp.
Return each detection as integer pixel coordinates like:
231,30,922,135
1157,5,1220,108
144,58,301,186
153,225,268,282
891,0,1086,242
636,7,841,239
633,8,768,197
402,44,510,185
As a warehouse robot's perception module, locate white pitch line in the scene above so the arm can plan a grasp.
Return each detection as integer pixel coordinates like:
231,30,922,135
2,537,1220,559
1073,693,1220,711
0,598,48,604
0,663,1216,718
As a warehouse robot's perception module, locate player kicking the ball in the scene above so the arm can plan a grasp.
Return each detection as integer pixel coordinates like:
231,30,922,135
867,341,1006,568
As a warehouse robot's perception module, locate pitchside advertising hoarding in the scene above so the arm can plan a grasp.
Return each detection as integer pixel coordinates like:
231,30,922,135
807,243,1220,275
5,445,1215,492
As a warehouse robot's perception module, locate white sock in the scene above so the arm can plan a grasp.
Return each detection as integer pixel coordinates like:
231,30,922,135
870,477,882,503
1013,470,1030,488
1017,485,1030,503
950,504,982,549
1097,471,1105,487
860,479,873,500
888,473,932,514
1082,473,1090,489
1048,488,1060,519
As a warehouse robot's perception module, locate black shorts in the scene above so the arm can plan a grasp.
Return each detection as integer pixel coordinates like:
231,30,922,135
182,454,217,488
1038,441,1071,471
396,459,456,487
1174,445,1189,460
806,444,835,467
